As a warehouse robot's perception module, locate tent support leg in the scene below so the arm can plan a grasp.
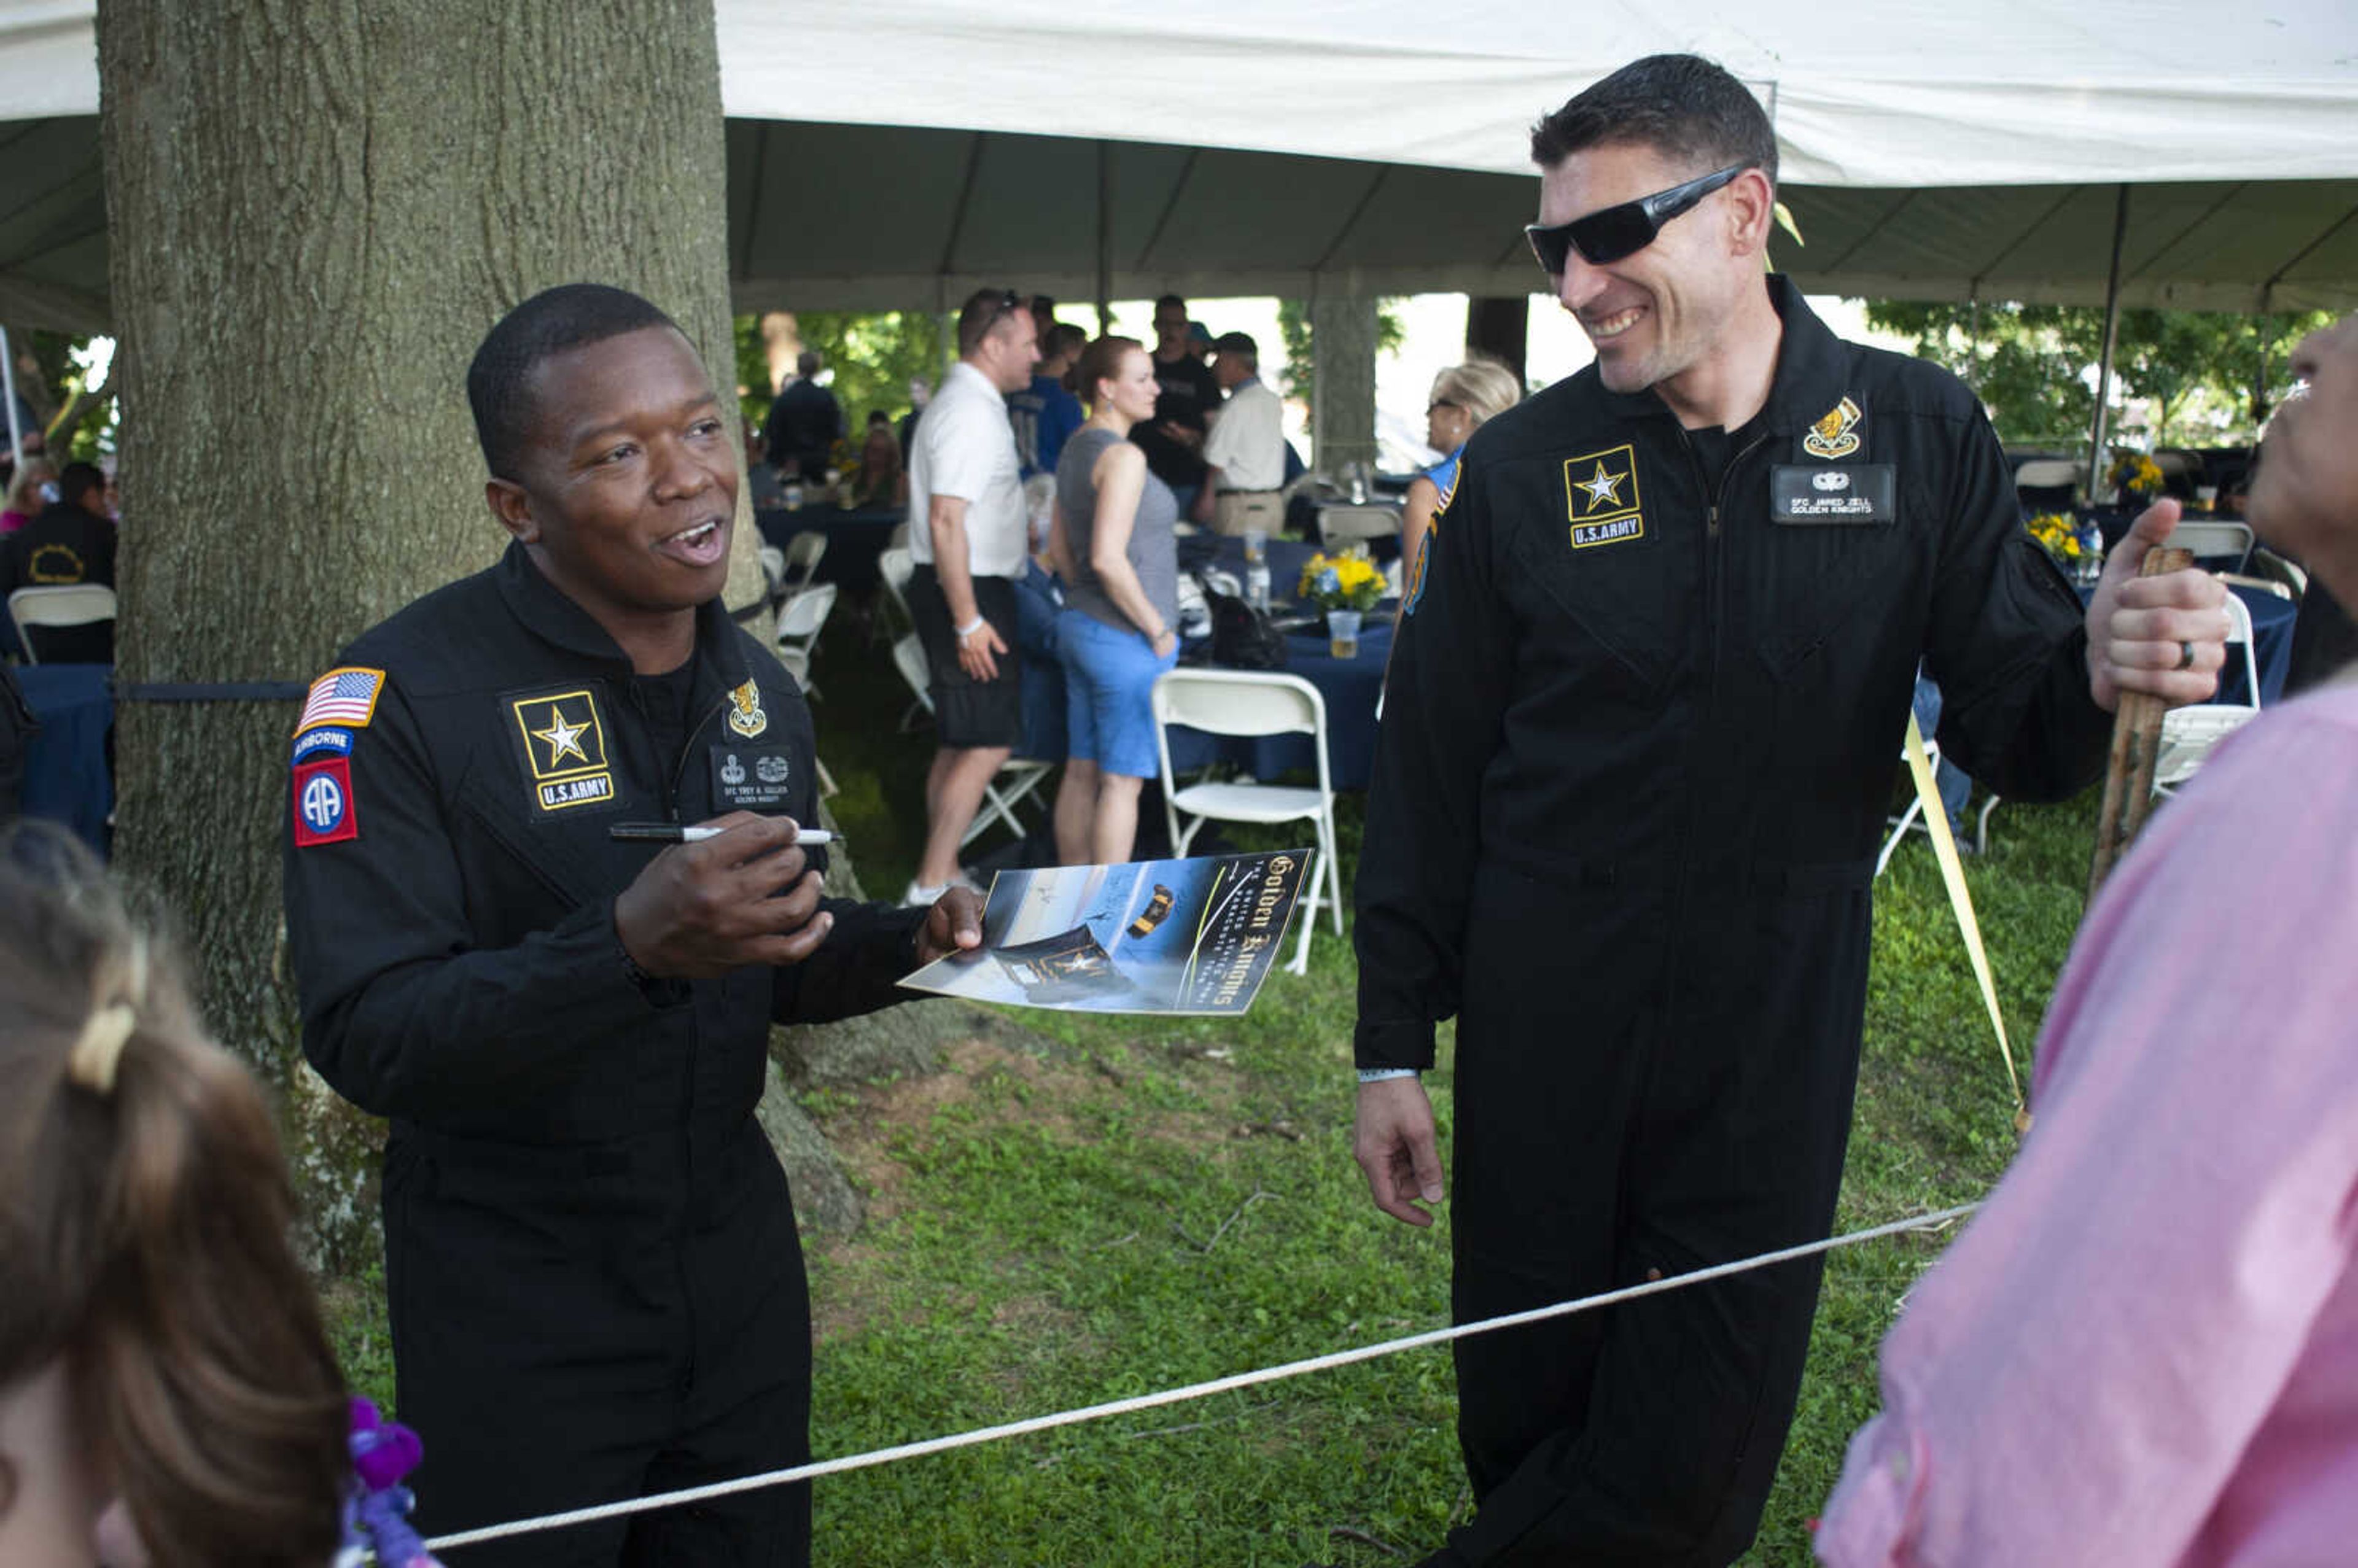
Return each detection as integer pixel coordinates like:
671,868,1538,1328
2086,184,2130,501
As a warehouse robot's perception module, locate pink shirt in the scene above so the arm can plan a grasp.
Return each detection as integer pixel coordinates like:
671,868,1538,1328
1818,682,2358,1567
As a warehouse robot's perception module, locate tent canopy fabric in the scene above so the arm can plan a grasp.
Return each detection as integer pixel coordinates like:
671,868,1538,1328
0,0,2353,332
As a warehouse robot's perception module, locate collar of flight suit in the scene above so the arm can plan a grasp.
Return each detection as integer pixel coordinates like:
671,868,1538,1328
1592,273,1850,441
490,538,753,695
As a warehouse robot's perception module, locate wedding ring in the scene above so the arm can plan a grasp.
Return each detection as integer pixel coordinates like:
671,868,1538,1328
2176,639,2197,671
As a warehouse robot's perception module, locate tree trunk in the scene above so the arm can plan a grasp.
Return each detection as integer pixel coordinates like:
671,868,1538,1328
96,0,915,1263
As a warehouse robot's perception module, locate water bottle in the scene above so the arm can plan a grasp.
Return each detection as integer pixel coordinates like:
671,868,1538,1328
1245,561,1271,610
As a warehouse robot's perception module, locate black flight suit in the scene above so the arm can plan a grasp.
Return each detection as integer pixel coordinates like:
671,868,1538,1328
1356,280,2111,1566
284,543,925,1567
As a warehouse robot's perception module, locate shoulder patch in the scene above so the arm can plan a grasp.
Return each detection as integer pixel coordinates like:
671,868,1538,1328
1403,529,1434,616
292,667,386,736
290,725,356,765
291,756,359,847
1432,461,1461,524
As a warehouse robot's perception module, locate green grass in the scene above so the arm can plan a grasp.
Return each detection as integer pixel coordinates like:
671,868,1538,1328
322,609,2103,1565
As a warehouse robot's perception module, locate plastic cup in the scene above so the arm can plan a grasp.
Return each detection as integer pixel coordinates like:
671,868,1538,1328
1242,527,1267,564
1328,608,1361,660
2195,484,2219,511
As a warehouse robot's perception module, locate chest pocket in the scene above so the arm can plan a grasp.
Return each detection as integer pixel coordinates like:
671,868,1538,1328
1748,460,1925,680
1498,448,1690,699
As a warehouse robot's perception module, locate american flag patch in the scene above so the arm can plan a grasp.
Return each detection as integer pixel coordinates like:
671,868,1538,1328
291,667,386,735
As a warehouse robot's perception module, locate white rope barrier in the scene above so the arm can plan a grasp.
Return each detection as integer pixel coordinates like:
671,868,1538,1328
424,1202,1977,1553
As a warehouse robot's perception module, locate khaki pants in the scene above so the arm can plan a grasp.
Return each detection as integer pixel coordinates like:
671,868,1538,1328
1212,490,1284,537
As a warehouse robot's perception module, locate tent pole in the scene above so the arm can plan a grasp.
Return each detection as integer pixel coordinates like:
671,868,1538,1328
1096,141,1113,333
2086,185,2130,500
0,325,21,467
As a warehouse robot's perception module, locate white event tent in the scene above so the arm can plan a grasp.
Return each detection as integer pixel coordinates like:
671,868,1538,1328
0,0,2351,330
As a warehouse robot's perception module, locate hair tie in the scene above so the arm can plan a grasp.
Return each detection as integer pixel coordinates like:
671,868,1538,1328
67,935,148,1095
68,1004,137,1095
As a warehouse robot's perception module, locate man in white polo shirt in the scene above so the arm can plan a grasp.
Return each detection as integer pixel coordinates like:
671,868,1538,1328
1199,332,1287,535
905,287,1040,903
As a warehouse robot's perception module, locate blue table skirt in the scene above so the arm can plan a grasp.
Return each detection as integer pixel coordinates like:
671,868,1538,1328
17,662,112,852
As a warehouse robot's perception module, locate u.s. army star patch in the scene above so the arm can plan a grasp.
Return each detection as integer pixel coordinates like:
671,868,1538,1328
1562,444,1644,549
510,688,615,812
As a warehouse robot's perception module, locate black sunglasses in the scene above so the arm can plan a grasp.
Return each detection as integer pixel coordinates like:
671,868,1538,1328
1525,163,1751,275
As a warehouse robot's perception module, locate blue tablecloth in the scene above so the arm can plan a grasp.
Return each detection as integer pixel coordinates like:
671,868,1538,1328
756,505,903,592
1161,532,1393,788
17,662,111,852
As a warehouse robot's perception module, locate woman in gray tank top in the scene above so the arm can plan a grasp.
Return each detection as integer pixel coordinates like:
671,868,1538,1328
1047,335,1182,865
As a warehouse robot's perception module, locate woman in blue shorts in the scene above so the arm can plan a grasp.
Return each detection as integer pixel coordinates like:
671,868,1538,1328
1048,335,1180,864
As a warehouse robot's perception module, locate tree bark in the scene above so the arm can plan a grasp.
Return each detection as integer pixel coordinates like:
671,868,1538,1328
95,0,940,1262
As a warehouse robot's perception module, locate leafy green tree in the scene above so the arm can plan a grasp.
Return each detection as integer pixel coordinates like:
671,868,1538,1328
737,309,947,448
1864,302,2325,449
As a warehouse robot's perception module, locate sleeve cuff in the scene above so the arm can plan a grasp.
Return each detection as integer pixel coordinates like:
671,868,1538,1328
1353,1015,1436,1073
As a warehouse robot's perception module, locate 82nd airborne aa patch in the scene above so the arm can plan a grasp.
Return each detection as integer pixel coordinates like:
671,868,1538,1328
510,688,616,812
1562,444,1645,549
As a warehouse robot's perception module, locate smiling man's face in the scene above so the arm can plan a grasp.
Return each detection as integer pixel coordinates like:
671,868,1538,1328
1536,140,1754,403
491,325,738,630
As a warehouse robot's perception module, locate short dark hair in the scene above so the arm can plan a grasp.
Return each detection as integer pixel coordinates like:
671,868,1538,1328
58,461,106,506
1045,322,1088,361
1073,335,1143,409
1212,331,1258,368
1153,293,1188,318
467,284,683,480
955,287,1025,357
1530,54,1777,190
796,349,821,378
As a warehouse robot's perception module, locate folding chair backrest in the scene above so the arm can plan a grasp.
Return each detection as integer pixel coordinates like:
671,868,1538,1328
1317,505,1400,548
2012,459,2082,489
879,546,914,598
891,632,936,713
2224,587,2259,710
776,583,837,641
1152,668,1323,740
2170,519,2253,570
9,585,117,664
784,530,827,582
758,545,786,595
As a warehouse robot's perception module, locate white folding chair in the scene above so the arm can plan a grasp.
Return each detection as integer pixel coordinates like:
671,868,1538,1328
757,545,787,600
2012,458,2083,512
781,530,827,592
875,543,918,656
2251,546,2307,599
1150,668,1344,976
889,632,1052,847
2168,519,2254,573
8,584,117,664
1317,504,1401,550
2154,591,2260,796
774,583,838,697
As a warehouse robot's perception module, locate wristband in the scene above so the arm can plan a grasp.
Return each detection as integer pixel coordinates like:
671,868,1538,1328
1357,1067,1420,1084
955,616,987,638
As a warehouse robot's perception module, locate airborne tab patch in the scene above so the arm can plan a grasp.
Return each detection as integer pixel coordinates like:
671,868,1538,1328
510,688,617,813
1563,444,1645,550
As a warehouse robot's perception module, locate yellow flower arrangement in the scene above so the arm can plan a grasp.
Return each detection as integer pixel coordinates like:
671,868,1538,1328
1299,546,1386,613
2025,511,2082,561
2108,450,2164,501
